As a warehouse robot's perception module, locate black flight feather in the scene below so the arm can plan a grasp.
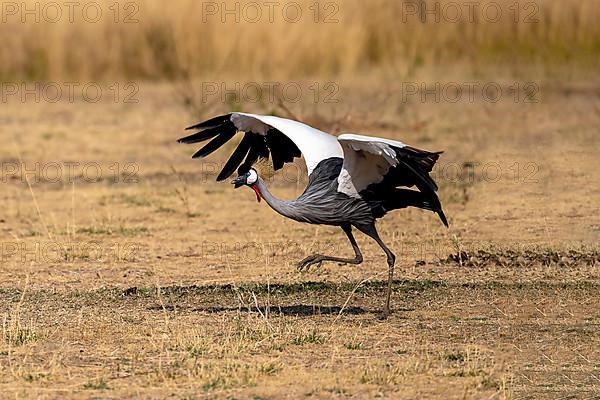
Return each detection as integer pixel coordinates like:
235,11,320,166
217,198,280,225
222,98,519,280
238,135,270,174
217,133,253,181
396,158,439,193
178,124,233,144
185,114,232,131
191,125,237,159
266,129,301,170
180,114,302,179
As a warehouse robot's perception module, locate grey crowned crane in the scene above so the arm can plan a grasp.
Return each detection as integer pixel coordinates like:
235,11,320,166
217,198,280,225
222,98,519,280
178,113,448,318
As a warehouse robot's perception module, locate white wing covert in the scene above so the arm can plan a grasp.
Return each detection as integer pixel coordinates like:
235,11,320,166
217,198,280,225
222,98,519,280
179,113,343,180
337,133,442,199
337,134,407,198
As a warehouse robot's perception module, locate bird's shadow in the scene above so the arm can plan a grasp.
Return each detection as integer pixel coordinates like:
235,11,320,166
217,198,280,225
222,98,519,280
147,303,416,316
147,303,373,316
194,304,371,316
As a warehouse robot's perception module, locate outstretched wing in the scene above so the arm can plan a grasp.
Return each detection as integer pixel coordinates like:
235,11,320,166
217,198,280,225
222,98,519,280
337,133,447,225
178,113,342,181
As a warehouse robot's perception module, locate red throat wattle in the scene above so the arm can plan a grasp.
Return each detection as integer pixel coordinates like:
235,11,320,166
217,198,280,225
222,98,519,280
251,185,261,202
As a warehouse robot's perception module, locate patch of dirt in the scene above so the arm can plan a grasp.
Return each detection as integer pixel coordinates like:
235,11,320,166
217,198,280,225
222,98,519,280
443,248,599,268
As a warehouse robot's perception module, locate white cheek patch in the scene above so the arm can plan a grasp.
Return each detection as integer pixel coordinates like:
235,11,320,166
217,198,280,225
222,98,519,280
247,169,258,184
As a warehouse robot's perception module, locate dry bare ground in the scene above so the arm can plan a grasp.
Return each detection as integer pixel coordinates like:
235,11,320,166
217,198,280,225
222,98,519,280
0,79,598,399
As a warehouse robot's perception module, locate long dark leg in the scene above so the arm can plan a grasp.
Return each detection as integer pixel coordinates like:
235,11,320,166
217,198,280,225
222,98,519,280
356,223,396,319
297,225,363,271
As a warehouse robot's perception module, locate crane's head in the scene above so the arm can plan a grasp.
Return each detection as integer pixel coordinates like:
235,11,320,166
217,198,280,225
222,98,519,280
231,168,261,202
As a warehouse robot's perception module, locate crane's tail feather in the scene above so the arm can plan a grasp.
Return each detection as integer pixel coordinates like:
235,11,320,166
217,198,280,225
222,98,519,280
437,209,449,228
384,189,449,227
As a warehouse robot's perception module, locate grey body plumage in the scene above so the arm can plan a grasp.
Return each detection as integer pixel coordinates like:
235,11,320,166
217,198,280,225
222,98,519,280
258,158,375,227
179,113,448,318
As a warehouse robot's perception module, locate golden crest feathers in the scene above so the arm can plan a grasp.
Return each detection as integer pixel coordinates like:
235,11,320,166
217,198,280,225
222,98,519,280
253,157,275,180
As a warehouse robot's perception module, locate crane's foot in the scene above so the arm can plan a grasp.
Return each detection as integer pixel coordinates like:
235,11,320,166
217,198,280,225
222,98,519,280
378,308,390,320
379,296,392,320
296,254,324,272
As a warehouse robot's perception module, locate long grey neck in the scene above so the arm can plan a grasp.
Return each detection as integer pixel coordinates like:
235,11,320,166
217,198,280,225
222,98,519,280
254,178,300,221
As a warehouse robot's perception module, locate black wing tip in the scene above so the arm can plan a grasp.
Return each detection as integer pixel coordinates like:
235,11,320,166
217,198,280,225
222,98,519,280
438,210,449,228
184,122,204,131
185,113,233,131
177,134,208,145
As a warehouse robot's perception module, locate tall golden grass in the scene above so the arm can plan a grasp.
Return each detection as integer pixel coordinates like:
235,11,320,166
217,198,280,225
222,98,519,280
1,0,598,81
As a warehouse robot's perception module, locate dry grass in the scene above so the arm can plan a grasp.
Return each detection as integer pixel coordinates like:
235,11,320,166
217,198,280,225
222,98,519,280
1,0,599,81
0,79,598,398
1,2,598,396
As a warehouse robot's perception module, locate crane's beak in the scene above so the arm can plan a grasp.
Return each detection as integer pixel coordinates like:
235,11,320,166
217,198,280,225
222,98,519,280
231,175,245,189
231,174,261,202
